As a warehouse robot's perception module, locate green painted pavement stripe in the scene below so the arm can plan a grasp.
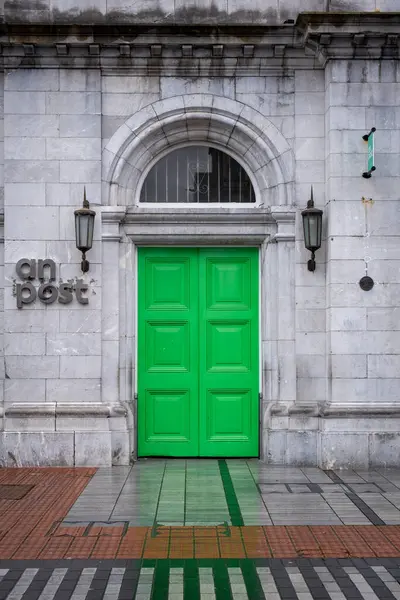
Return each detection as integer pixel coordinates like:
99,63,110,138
213,561,234,600
184,559,200,600
241,560,266,600
151,561,169,600
218,459,244,527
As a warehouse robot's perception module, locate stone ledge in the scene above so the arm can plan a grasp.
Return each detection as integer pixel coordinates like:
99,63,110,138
322,404,400,418
271,403,400,419
5,403,127,418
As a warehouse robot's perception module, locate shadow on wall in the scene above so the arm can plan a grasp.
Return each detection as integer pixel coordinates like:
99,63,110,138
3,0,392,26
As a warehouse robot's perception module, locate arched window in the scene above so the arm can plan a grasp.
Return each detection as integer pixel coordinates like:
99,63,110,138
140,146,256,203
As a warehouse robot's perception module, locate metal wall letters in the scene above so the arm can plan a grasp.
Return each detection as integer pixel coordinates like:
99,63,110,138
15,259,89,309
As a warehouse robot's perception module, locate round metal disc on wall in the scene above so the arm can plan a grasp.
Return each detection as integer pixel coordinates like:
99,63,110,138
359,275,374,291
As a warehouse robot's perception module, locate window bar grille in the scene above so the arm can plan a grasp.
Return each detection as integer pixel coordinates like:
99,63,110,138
218,151,221,203
165,156,168,203
239,162,242,204
186,153,189,203
228,155,232,203
155,163,158,203
176,152,179,203
196,147,199,204
208,152,210,203
140,146,255,204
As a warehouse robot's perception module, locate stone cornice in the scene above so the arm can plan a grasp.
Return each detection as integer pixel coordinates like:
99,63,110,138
124,207,275,225
101,207,127,224
123,206,278,245
298,13,400,65
101,207,126,242
0,14,397,72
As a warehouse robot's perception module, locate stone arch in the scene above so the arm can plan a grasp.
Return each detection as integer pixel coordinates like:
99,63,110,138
102,94,294,206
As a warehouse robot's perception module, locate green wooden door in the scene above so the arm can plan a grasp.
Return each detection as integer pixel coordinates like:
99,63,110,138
199,248,259,457
138,248,199,457
138,247,259,457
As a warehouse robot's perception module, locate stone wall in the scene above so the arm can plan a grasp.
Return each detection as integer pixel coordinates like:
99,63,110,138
3,68,111,466
322,59,400,467
1,11,400,466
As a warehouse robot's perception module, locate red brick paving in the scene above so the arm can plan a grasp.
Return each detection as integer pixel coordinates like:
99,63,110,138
1,468,400,559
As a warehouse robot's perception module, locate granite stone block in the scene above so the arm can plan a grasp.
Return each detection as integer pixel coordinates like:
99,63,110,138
5,356,59,379
46,379,101,403
5,161,59,184
60,115,101,138
59,69,101,92
60,356,101,379
0,432,74,466
5,183,46,206
46,138,101,160
320,433,369,469
5,69,59,92
286,431,318,466
5,91,46,115
60,160,101,183
46,92,101,115
74,431,112,466
369,433,400,468
5,115,59,138
111,431,131,466
46,333,101,356
5,379,46,405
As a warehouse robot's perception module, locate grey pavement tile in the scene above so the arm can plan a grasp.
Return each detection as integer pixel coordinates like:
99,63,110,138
289,484,312,493
347,484,382,493
259,484,289,493
61,460,400,527
319,485,348,493
355,470,394,483
332,470,367,483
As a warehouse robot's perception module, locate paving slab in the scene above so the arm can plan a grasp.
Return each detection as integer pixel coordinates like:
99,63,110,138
1,462,400,568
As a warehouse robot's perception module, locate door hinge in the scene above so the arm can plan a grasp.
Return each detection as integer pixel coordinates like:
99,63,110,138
134,393,138,401
259,392,263,402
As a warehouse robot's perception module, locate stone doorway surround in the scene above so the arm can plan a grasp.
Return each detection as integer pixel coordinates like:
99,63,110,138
101,95,296,462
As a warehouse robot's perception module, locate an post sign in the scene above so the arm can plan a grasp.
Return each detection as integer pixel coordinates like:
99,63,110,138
362,127,376,179
15,258,89,309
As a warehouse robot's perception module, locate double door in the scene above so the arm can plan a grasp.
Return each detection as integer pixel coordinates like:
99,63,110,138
137,248,259,457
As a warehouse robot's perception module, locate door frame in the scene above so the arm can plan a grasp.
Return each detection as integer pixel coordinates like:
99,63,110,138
135,246,261,458
102,206,296,462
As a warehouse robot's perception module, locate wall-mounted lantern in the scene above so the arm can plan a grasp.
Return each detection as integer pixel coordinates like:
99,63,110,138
74,188,96,273
301,187,323,272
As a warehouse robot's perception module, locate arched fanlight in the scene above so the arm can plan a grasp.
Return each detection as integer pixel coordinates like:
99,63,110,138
140,146,256,204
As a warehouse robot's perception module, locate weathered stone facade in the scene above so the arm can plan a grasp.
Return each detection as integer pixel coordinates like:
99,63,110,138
1,1,400,467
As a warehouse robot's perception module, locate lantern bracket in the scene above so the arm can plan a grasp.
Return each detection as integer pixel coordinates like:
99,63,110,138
81,253,89,273
308,251,316,272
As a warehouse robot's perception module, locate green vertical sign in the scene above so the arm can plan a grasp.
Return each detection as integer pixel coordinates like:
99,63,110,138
367,131,375,172
362,127,376,178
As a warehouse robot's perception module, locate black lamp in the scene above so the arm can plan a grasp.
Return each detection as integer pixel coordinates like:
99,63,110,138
74,187,96,273
301,186,323,272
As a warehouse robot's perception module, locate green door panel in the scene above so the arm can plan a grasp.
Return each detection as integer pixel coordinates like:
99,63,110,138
198,248,259,457
138,247,259,457
138,248,199,456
